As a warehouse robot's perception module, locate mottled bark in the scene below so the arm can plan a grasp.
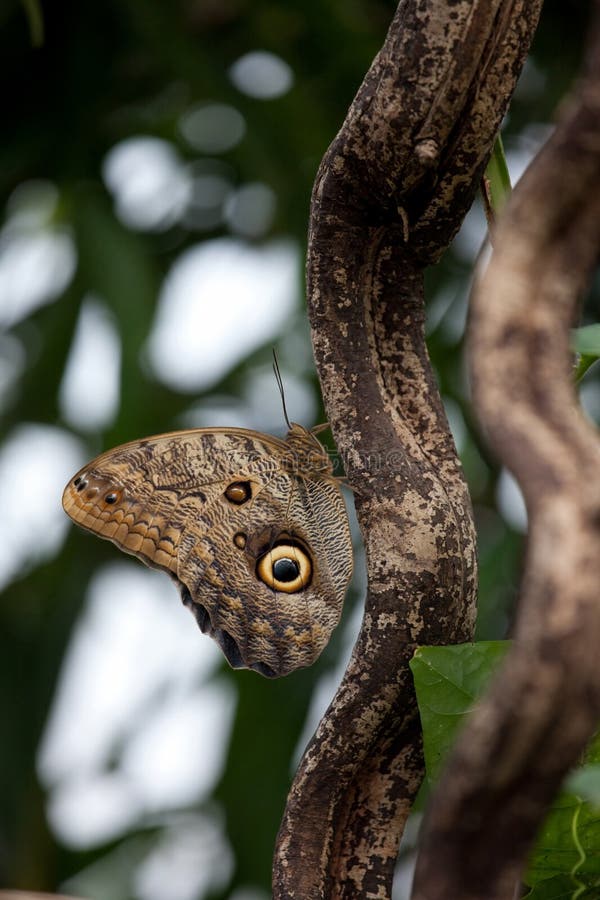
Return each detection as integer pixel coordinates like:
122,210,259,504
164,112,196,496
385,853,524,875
412,5,600,899
273,1,542,898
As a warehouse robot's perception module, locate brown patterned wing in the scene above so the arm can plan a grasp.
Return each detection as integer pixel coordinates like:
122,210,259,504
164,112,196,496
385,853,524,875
62,427,353,677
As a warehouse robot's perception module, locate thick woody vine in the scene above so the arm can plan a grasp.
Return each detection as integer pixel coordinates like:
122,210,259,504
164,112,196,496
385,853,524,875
272,1,543,898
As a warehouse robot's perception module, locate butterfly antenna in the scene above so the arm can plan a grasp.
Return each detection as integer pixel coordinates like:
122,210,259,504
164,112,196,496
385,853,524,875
272,350,292,430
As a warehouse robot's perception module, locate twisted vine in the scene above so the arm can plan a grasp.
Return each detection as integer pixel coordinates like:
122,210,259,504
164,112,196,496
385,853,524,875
273,1,542,897
413,4,600,896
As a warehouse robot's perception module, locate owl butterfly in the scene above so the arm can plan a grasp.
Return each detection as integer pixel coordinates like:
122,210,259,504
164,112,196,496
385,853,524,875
62,422,353,677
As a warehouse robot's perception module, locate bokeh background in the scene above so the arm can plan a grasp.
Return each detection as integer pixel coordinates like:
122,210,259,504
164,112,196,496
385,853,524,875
1,1,598,898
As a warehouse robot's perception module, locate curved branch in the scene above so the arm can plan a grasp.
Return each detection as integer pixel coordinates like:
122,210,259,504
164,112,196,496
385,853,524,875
413,6,600,899
273,1,542,896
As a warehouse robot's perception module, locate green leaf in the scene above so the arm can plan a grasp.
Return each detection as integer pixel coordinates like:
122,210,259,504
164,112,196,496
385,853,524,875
567,766,600,807
411,642,600,897
483,134,512,218
572,326,600,382
409,641,509,784
523,873,600,899
572,325,600,356
527,787,600,894
574,355,598,384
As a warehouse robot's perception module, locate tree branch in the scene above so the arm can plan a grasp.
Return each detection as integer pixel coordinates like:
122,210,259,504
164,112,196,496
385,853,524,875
413,4,600,898
273,1,542,896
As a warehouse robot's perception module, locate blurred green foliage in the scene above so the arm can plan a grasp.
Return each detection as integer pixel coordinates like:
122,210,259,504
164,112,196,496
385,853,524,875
1,0,599,897
412,643,600,898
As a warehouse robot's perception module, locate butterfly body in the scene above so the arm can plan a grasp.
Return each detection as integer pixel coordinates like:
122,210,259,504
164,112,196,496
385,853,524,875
62,424,353,677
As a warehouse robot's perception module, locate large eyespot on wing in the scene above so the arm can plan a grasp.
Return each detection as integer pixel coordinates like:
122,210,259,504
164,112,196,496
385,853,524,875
175,515,323,678
256,541,312,593
257,475,353,672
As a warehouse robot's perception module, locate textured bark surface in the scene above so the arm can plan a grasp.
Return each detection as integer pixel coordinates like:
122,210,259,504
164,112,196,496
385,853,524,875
273,1,542,897
412,5,600,898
